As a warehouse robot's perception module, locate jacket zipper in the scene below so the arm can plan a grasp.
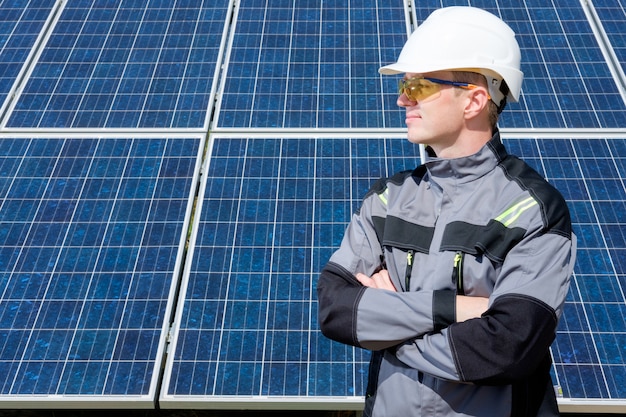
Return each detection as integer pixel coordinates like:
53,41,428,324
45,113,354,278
405,250,414,291
452,252,465,295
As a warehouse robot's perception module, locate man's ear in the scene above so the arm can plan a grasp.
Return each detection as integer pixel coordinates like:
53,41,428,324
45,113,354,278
464,87,491,119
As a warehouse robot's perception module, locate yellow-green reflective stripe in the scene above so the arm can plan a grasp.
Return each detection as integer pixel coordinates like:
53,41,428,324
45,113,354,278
495,197,537,227
378,188,389,205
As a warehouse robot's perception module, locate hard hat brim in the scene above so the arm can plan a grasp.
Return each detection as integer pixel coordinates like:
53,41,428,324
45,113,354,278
378,63,409,75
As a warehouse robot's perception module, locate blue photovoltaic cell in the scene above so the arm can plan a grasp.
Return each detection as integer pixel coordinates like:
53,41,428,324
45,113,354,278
415,0,626,129
6,1,230,129
215,0,407,129
592,0,626,78
0,0,54,116
0,137,200,401
163,136,626,405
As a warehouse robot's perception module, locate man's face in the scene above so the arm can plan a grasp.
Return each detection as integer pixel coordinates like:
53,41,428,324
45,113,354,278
398,71,468,153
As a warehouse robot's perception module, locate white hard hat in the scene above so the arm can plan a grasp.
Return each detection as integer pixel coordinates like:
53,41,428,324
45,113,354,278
379,6,523,112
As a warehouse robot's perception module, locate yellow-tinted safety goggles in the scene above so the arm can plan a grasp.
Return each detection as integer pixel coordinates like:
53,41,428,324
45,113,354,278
398,77,487,102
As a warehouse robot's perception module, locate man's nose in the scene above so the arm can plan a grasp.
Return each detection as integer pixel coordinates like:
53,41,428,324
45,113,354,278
397,92,416,107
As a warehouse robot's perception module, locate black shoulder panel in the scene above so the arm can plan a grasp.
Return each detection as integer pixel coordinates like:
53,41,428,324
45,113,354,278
499,155,572,239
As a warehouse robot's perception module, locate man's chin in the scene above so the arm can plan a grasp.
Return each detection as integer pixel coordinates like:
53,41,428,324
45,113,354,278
406,135,426,145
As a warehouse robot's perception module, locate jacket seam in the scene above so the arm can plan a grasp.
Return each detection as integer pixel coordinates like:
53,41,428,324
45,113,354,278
352,287,367,347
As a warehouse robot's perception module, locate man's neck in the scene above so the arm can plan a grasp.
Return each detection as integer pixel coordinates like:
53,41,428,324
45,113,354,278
429,130,493,159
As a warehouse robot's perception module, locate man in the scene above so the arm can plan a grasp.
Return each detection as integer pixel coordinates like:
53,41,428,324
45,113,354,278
317,6,576,417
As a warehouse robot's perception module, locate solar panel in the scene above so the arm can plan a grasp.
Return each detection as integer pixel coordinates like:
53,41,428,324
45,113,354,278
591,0,626,83
160,135,420,405
5,1,231,129
0,0,55,120
211,0,626,130
214,0,408,129
161,135,626,411
0,136,202,406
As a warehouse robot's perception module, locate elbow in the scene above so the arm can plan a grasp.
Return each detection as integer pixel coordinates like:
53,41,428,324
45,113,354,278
316,264,366,347
449,294,558,384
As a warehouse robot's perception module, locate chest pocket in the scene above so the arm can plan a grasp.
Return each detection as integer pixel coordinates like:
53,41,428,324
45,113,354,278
440,220,526,263
372,214,436,292
441,220,527,296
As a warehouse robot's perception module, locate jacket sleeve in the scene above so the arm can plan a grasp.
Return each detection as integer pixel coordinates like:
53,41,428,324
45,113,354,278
394,231,576,383
317,188,456,351
318,260,455,350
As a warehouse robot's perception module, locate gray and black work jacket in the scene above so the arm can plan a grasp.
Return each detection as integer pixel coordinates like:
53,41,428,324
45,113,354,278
317,131,577,417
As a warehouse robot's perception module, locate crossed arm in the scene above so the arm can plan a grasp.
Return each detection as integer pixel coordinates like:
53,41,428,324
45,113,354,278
355,269,489,322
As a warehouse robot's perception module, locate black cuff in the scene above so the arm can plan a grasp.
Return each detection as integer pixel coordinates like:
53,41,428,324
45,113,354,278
433,290,456,332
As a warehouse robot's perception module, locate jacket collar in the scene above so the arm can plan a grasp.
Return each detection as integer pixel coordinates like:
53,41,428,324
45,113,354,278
421,130,506,185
